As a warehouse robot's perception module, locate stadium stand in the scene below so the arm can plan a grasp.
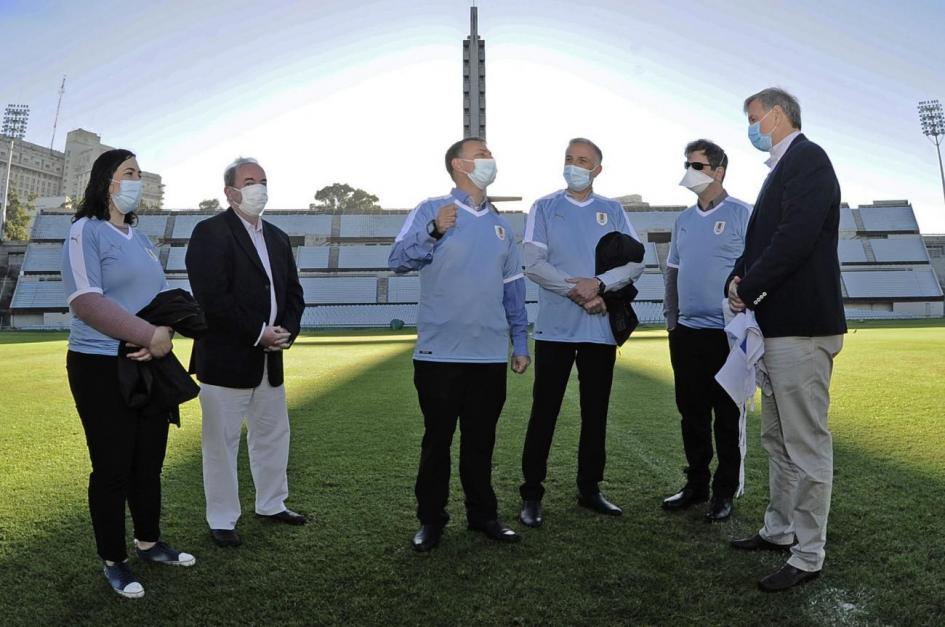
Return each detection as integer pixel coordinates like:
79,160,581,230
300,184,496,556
21,244,63,274
337,245,392,270
9,200,942,328
296,246,332,271
165,246,188,272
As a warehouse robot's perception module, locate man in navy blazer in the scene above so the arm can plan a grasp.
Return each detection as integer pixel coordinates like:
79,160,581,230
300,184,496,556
186,158,307,547
725,88,846,592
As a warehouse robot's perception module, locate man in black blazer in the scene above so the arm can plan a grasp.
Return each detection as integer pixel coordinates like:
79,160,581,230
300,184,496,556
186,157,306,547
725,88,846,592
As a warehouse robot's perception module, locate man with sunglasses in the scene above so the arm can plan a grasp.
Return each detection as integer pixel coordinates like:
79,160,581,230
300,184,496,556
662,140,751,523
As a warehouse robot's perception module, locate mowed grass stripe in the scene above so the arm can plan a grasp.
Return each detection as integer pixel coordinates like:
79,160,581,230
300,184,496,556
0,322,942,625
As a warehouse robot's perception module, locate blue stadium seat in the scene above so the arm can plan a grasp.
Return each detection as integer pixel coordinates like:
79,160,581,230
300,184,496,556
21,244,63,274
337,245,392,269
297,246,331,271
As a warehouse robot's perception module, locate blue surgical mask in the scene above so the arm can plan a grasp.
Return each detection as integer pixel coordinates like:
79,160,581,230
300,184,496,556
563,164,594,192
748,109,776,152
111,179,143,214
462,158,497,190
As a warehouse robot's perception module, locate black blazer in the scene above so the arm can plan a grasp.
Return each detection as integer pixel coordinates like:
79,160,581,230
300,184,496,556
185,208,304,388
726,134,847,338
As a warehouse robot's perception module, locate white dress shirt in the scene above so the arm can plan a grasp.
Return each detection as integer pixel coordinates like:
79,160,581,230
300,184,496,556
236,212,278,346
764,130,801,170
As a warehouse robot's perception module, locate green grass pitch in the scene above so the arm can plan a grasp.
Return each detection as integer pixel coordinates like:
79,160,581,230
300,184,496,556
0,322,942,625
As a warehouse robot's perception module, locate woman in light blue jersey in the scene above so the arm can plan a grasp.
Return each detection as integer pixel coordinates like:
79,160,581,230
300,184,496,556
61,149,195,599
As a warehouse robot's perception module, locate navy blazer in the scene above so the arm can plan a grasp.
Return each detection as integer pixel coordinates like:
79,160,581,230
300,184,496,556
726,134,847,338
186,208,304,388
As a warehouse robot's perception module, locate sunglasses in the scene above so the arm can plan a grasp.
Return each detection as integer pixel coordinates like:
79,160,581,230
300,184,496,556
684,161,714,171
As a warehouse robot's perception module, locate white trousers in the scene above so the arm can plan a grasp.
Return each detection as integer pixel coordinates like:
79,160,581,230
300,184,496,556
758,335,843,572
199,365,290,530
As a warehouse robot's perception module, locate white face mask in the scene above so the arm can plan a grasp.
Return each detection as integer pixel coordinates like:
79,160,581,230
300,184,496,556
563,164,594,192
679,168,716,195
111,179,143,214
231,183,268,216
461,158,497,190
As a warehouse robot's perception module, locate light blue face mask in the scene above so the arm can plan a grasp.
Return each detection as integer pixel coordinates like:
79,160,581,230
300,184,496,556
748,109,775,152
563,164,594,192
111,179,143,214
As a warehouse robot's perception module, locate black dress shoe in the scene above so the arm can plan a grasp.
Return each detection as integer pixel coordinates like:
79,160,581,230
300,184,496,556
730,534,793,551
210,528,242,547
758,563,820,592
704,497,733,522
577,492,622,516
519,500,543,528
257,509,307,525
662,486,709,511
412,524,442,552
468,519,521,543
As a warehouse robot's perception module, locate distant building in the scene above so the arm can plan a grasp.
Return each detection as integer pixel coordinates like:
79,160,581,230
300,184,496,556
1,128,163,211
0,139,64,200
62,129,164,209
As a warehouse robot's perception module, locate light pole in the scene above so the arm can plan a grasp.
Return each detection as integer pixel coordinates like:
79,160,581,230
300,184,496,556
1,104,30,242
918,99,945,207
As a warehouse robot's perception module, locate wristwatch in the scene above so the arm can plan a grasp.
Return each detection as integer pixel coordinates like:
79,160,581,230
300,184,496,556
597,278,606,295
427,219,443,240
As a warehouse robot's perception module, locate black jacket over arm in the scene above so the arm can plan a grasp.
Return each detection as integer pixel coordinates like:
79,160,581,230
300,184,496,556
118,288,207,425
726,134,847,338
596,231,645,346
185,208,305,388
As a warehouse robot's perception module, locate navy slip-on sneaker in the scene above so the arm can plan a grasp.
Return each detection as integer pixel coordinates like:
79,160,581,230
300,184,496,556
103,560,144,599
135,540,196,567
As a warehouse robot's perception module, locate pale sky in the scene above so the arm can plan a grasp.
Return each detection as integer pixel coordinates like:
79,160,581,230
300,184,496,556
3,0,944,232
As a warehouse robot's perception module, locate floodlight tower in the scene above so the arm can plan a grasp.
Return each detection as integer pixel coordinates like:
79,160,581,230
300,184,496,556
918,99,945,206
1,104,30,242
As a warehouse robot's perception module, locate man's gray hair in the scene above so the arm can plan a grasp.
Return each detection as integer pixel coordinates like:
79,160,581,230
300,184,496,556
743,88,802,130
224,157,259,187
568,137,603,165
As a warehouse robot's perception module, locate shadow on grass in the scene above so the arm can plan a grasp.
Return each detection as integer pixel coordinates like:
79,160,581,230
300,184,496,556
0,334,943,625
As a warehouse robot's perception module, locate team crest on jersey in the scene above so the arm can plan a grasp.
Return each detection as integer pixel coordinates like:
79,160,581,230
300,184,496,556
596,212,608,226
495,225,506,240
714,221,726,235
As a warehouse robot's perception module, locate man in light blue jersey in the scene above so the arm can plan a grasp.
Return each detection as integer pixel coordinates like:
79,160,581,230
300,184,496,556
518,138,645,528
389,137,530,552
662,139,751,523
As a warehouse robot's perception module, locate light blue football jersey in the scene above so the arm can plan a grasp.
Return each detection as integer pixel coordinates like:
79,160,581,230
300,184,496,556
524,191,640,345
389,189,524,363
667,197,751,330
61,217,169,355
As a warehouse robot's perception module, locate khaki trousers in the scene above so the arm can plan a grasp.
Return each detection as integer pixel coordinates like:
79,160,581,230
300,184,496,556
758,335,843,572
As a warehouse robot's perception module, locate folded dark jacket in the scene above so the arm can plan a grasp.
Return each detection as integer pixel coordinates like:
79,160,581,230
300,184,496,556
117,289,208,425
595,232,645,346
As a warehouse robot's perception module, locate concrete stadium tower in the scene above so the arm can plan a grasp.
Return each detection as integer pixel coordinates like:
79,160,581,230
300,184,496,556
463,5,486,139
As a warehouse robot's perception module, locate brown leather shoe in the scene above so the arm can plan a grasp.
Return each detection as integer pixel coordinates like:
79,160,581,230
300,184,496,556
758,563,820,592
730,534,793,551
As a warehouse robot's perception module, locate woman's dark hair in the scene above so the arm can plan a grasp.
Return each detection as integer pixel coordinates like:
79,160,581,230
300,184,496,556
73,149,138,225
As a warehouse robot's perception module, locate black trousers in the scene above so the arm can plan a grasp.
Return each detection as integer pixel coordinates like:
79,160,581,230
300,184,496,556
667,324,741,498
413,360,507,526
520,340,617,501
67,351,169,562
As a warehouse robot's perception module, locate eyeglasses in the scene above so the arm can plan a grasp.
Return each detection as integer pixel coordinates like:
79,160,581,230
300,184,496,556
684,161,713,171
